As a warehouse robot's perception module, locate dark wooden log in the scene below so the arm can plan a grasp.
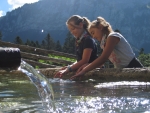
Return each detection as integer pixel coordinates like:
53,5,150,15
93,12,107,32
22,59,57,68
21,52,73,65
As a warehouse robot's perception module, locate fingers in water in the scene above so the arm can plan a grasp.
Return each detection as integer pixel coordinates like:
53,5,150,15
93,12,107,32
70,75,78,80
54,72,61,78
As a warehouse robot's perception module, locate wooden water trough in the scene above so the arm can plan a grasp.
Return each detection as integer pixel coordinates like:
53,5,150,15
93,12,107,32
39,67,150,82
0,67,150,82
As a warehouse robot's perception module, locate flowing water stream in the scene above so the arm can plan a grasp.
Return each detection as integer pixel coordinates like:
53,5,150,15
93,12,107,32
19,60,55,112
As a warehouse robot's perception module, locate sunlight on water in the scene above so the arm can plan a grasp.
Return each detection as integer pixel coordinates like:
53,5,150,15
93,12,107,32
95,81,150,88
19,60,55,112
49,78,75,83
49,79,150,113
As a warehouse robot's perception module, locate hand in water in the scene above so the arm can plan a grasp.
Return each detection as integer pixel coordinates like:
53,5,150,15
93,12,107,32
70,64,88,80
70,69,86,80
54,69,68,78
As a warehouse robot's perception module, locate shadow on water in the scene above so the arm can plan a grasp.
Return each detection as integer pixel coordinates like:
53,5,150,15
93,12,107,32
0,61,150,112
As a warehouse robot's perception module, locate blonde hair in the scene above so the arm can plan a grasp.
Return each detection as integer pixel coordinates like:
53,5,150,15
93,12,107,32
89,16,113,33
66,15,91,30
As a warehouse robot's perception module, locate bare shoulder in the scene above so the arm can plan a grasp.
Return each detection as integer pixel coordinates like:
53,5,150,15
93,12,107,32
107,36,120,45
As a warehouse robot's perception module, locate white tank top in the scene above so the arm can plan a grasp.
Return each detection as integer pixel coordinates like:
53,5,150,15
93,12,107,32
100,32,135,68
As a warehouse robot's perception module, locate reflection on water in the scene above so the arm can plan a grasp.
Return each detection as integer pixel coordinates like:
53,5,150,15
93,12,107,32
0,74,150,112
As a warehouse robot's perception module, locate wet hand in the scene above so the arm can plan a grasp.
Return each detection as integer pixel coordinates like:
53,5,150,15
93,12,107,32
54,69,67,78
70,70,86,80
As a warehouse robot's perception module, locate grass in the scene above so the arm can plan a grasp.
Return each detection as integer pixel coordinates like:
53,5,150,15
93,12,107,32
48,54,76,62
35,54,76,69
38,54,76,67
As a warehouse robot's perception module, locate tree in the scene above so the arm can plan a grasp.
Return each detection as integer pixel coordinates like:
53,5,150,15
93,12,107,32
30,41,36,47
0,31,2,40
55,40,62,52
25,39,31,46
63,32,75,54
41,40,46,49
139,48,144,55
44,33,55,50
14,36,23,44
138,53,150,67
35,41,41,48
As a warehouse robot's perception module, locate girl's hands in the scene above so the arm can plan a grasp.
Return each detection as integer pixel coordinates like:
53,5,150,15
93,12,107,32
70,63,88,80
70,70,86,80
70,64,88,80
54,64,88,79
54,69,68,78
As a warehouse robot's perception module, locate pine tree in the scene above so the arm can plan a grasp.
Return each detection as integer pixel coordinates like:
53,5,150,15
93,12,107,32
14,36,23,44
139,48,144,55
30,41,36,47
35,41,41,48
25,39,31,46
55,40,62,52
44,33,55,50
0,31,2,40
41,40,46,49
63,32,75,54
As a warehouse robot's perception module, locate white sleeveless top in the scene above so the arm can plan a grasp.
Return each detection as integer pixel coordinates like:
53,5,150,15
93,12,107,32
100,32,135,68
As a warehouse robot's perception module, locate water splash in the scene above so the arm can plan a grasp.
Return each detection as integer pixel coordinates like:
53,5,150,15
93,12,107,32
19,60,55,112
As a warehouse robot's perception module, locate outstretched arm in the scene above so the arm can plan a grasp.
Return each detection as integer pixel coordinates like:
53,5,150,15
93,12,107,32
54,48,93,78
70,36,120,80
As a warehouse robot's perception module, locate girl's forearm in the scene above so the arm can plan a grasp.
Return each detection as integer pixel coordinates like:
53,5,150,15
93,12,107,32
83,56,106,73
70,60,88,71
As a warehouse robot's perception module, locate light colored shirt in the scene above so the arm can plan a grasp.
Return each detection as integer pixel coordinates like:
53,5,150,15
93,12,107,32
100,32,135,68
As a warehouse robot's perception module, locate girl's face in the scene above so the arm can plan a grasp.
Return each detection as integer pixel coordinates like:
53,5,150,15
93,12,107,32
67,22,84,38
89,27,102,41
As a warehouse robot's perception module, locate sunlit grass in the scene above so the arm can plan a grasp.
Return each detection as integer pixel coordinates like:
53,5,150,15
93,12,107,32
38,59,66,67
48,54,76,62
35,66,39,69
37,54,76,68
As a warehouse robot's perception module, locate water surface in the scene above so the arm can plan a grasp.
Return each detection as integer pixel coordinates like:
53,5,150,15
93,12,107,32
0,74,150,113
